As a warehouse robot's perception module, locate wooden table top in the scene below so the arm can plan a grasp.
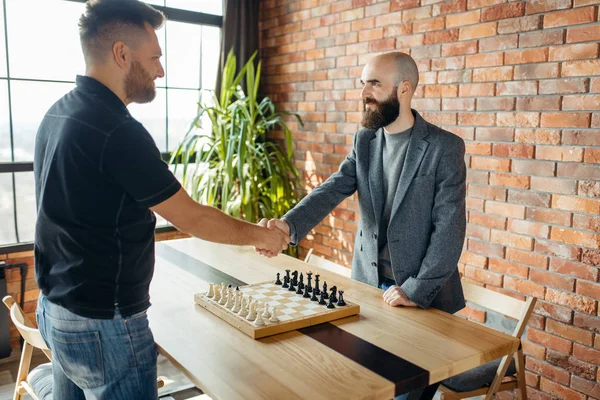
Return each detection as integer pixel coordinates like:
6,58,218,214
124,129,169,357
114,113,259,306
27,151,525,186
149,238,519,400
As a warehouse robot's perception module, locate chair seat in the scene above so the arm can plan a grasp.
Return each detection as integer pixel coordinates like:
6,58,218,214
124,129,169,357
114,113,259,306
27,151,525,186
442,358,517,392
27,362,53,399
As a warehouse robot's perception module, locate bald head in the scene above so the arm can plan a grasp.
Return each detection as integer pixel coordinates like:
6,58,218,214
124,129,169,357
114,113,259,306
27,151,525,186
374,52,419,94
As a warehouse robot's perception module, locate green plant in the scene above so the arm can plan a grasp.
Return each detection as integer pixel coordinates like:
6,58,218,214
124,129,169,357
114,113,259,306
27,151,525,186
170,49,302,228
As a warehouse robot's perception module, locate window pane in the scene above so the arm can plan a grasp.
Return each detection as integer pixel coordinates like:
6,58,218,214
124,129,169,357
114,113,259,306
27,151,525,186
12,81,75,162
0,81,10,162
166,0,223,16
15,171,35,243
0,3,7,78
167,88,200,150
0,174,17,245
166,21,201,89
129,88,167,152
7,0,85,81
202,26,221,91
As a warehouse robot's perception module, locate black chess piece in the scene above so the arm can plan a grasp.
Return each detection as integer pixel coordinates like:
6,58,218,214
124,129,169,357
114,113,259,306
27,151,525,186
326,295,336,309
337,290,346,306
322,282,329,300
296,282,303,295
299,272,305,290
236,286,240,291
291,270,299,286
318,291,327,305
285,269,291,282
282,275,289,288
288,278,296,291
306,272,313,293
314,274,320,296
310,288,319,302
275,272,282,285
303,284,311,298
330,286,338,303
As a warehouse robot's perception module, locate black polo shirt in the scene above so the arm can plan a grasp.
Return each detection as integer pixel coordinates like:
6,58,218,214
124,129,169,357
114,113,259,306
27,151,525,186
34,75,181,318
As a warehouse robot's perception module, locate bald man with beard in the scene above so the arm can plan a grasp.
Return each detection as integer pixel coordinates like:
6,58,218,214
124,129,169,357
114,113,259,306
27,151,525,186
259,52,467,399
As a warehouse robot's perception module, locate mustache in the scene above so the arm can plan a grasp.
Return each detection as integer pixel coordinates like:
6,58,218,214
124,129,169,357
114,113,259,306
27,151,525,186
363,97,378,105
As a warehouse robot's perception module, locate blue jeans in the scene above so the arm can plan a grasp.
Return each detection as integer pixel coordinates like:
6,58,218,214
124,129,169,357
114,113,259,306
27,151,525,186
36,294,158,399
379,278,440,400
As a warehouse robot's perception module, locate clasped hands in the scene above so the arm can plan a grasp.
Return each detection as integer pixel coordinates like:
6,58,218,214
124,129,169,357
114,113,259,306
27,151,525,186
255,218,290,258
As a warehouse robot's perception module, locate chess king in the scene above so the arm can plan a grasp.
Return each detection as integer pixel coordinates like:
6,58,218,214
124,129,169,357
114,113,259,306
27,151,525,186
258,51,467,400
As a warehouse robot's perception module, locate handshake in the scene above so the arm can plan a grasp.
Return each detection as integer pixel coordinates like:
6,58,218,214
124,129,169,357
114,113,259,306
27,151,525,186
254,218,291,258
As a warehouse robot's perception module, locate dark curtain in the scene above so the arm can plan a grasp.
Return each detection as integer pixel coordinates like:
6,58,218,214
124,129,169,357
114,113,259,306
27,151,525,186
215,0,260,97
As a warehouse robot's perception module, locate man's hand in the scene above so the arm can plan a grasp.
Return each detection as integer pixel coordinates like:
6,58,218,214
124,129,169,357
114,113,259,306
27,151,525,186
383,285,418,307
254,222,289,258
255,218,290,257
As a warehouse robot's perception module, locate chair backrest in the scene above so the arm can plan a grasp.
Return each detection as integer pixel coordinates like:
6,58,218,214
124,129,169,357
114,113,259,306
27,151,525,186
304,249,351,278
461,280,536,338
3,296,51,354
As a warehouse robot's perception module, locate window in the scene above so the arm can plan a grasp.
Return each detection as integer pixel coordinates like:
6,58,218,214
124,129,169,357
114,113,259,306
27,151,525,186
0,0,223,247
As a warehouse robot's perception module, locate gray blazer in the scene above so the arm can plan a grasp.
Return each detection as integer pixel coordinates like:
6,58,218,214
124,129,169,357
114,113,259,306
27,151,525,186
283,110,466,314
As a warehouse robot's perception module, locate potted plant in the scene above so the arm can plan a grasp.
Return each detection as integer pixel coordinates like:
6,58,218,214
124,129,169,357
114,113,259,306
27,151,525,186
170,49,302,232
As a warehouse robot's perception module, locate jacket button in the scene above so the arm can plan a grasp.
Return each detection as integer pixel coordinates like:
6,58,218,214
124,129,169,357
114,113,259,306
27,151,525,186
371,262,377,267
372,233,377,239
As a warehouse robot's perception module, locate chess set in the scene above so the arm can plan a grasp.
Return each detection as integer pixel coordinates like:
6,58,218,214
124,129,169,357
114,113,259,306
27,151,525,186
194,269,360,339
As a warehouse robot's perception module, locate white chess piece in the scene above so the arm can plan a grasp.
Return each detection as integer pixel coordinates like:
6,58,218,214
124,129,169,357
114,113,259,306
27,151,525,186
207,283,214,298
262,304,271,319
225,290,234,309
246,302,257,321
269,306,279,323
232,292,242,313
238,297,248,317
254,309,265,326
213,284,221,301
219,286,227,305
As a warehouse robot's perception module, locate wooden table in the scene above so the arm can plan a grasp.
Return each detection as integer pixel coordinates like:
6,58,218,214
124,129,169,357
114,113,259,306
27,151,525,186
149,238,519,400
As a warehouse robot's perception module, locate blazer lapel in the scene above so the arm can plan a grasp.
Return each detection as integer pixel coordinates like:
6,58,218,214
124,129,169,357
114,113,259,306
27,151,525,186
368,129,384,227
390,111,430,220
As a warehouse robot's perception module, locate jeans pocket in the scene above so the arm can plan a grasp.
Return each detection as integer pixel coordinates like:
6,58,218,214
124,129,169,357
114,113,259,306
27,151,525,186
50,327,105,388
125,313,157,370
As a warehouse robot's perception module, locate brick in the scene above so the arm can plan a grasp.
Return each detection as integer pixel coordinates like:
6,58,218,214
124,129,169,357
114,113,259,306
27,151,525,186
545,7,596,29
539,78,588,94
459,22,497,40
475,127,514,142
547,288,597,314
467,169,490,185
563,130,600,146
519,30,564,48
467,196,485,211
525,0,572,14
460,250,489,268
368,38,396,52
446,10,481,28
442,98,475,111
467,223,491,241
414,17,445,34
458,112,495,126
391,0,420,11
491,230,534,250
482,3,525,22
471,156,510,171
530,177,577,195
497,81,537,96
563,95,600,111
375,11,403,27
535,239,581,262
515,129,560,145
466,52,504,68
548,320,594,346
570,376,600,399
574,313,600,334
549,43,599,61
479,34,519,52
498,15,542,34
468,238,505,258
489,258,529,278
506,248,547,269
473,66,513,82
547,349,597,381
558,163,600,180
497,112,540,128
490,173,529,189
524,370,540,388
541,112,590,128
459,83,495,97
508,219,549,238
514,63,559,79
536,146,584,162
442,42,478,58
562,60,600,77
470,211,507,229
523,339,548,360
468,184,505,200
552,259,598,282
505,48,548,65
585,148,600,163
535,300,573,323
552,227,600,249
516,96,561,111
507,190,550,207
382,23,412,37
403,6,434,22
438,70,472,83
525,357,570,385
467,0,505,9
539,378,586,400
573,214,600,232
395,34,425,48
476,97,515,111
592,77,600,93
464,265,504,286
528,328,572,354
432,56,466,70
576,280,600,301
567,25,600,44
410,44,441,59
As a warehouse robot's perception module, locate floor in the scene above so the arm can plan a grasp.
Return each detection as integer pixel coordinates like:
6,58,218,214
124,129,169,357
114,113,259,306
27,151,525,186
0,348,208,399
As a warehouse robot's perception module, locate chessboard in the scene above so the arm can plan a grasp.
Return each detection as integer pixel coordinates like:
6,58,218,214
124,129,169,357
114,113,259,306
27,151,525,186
194,274,360,339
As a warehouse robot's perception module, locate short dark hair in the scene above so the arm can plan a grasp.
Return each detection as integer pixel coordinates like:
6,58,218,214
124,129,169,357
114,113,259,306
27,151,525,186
79,0,165,63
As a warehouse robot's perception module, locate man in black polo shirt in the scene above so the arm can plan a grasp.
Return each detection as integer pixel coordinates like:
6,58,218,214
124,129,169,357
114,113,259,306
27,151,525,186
33,1,289,398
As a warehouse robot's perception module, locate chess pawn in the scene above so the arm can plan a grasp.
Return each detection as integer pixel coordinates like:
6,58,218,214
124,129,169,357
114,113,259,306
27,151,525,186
225,290,234,309
219,286,227,305
232,292,242,313
327,295,336,309
238,298,249,317
269,306,279,323
303,284,311,298
262,304,271,319
207,283,214,298
275,272,282,285
213,284,221,302
246,302,257,321
253,310,265,326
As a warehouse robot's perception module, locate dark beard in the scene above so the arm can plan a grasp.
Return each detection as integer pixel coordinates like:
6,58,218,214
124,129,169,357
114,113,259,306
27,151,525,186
125,60,156,104
361,90,400,130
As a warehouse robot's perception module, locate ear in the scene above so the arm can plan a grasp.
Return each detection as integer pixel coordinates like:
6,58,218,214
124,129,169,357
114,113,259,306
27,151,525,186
112,41,130,70
400,81,411,96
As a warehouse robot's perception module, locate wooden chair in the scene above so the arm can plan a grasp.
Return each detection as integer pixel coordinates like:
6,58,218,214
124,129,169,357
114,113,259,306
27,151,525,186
304,248,351,278
438,281,537,400
3,296,164,400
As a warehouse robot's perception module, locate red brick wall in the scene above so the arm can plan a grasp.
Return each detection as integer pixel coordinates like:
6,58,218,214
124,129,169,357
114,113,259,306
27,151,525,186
259,0,600,398
0,230,189,354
